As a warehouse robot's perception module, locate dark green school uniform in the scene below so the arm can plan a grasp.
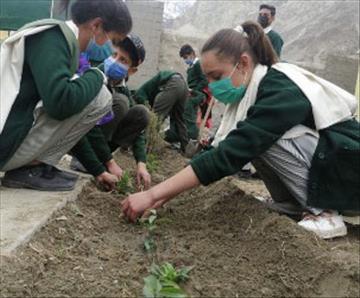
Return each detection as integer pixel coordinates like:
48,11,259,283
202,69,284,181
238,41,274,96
267,30,284,58
111,85,147,164
190,68,359,211
71,84,147,177
135,71,189,149
135,71,178,107
165,60,209,141
0,26,104,169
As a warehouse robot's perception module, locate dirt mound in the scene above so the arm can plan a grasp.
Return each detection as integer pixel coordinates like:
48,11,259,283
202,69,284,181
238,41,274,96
1,149,359,297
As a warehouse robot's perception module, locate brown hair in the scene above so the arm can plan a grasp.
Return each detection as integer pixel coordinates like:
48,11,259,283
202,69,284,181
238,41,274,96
201,21,278,67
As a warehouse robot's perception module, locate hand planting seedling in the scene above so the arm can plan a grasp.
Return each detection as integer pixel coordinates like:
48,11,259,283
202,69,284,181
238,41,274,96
116,171,134,195
139,209,158,252
143,262,193,298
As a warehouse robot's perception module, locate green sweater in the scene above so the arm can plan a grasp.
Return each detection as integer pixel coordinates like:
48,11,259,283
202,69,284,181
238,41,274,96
0,26,104,169
187,60,208,92
191,68,359,211
135,71,177,106
71,84,147,177
267,30,284,58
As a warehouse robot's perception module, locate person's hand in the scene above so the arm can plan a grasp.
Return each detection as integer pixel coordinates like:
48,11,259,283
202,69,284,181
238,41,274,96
105,159,123,179
136,162,151,190
121,190,163,222
96,171,119,191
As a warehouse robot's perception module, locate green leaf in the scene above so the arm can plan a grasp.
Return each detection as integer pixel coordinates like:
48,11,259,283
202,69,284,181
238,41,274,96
143,275,161,298
150,263,162,277
148,215,157,225
159,283,187,298
177,266,194,282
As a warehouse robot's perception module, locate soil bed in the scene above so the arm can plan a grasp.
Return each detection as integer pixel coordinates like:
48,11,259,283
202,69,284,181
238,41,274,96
1,149,359,297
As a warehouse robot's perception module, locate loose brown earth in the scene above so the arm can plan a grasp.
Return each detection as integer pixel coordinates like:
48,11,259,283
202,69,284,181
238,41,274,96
1,149,359,297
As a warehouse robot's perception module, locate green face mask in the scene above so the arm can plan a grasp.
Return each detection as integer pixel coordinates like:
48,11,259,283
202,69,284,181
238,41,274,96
209,64,247,104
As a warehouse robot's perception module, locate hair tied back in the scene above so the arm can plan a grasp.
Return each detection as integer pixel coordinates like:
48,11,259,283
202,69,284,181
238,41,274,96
233,25,248,38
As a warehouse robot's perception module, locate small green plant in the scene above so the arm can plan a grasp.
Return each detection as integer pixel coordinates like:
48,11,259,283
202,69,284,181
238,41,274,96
147,153,160,174
143,262,193,298
139,209,158,252
116,171,134,195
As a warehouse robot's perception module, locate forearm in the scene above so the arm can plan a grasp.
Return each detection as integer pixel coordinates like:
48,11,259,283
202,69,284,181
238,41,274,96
148,165,200,203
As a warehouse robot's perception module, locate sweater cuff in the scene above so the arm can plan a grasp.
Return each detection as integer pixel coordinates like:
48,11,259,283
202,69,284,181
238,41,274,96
134,153,147,163
88,163,107,178
190,149,219,186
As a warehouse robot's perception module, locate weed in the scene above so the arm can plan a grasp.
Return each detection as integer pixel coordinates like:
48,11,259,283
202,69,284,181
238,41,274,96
116,171,134,195
143,262,193,298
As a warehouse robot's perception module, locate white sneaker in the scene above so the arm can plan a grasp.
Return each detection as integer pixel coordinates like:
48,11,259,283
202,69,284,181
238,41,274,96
298,212,347,239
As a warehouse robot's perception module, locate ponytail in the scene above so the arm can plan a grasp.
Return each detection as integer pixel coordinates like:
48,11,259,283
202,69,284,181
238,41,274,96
201,21,278,67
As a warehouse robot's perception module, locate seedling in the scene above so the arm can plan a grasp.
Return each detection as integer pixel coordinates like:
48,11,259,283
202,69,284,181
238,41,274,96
116,171,134,195
150,262,193,283
140,209,158,232
147,153,160,174
139,209,158,252
143,262,193,298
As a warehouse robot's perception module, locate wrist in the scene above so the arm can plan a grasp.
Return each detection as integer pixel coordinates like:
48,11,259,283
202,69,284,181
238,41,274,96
137,161,147,170
146,188,157,205
96,171,107,179
105,158,115,168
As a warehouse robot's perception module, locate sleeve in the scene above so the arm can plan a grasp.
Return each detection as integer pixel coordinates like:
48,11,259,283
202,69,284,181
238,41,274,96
272,35,284,58
187,62,208,92
70,126,113,177
25,27,104,120
71,135,106,177
190,75,312,185
86,126,113,164
132,133,147,163
134,87,148,105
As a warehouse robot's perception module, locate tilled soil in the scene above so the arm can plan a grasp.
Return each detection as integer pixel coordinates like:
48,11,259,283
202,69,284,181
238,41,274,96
1,149,359,297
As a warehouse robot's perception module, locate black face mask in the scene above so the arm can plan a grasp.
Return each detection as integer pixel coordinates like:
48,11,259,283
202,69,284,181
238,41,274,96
257,15,269,28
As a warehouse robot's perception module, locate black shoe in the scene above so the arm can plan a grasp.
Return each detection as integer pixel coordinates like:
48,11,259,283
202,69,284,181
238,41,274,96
51,165,79,181
2,164,77,191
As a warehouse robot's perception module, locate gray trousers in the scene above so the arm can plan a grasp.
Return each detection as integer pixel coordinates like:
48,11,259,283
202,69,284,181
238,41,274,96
2,85,112,171
153,75,189,148
253,133,323,215
101,92,149,150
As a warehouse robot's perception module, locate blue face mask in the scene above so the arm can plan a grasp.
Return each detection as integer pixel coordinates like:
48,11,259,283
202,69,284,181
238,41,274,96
104,56,129,81
86,39,113,63
185,58,194,66
209,64,247,105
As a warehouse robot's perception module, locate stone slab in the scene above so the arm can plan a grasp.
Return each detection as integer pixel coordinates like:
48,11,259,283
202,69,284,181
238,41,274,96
0,176,89,256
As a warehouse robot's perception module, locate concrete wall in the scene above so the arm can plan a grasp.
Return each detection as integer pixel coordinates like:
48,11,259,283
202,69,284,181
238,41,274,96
126,0,164,89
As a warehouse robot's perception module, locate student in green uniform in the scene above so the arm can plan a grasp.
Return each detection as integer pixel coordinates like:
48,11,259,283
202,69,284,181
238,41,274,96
257,4,284,58
71,34,152,190
0,0,132,191
135,71,189,152
122,21,359,239
165,44,209,143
